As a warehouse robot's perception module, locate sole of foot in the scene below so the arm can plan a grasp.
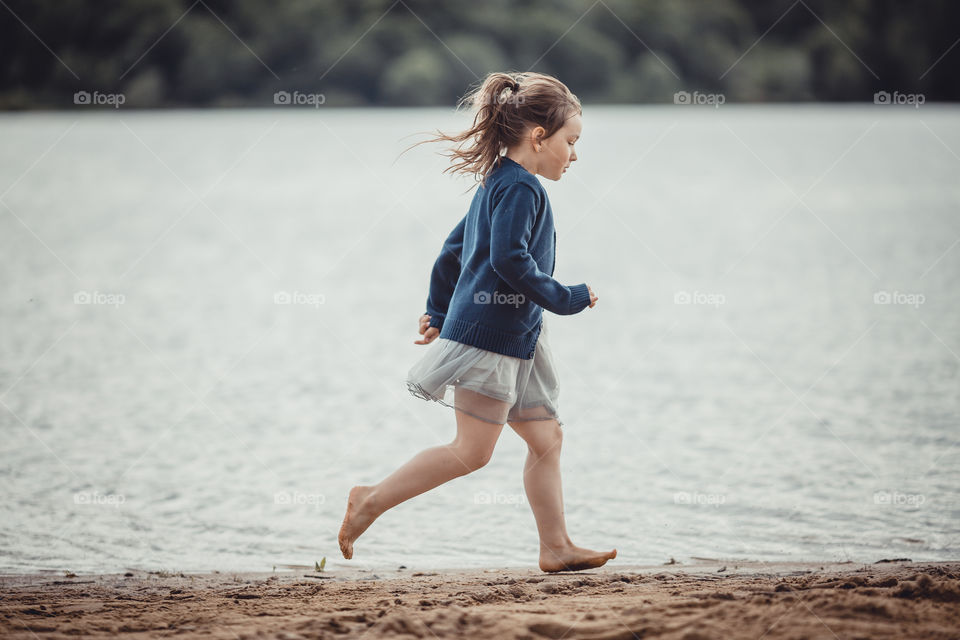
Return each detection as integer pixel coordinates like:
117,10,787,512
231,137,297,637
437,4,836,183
337,485,376,560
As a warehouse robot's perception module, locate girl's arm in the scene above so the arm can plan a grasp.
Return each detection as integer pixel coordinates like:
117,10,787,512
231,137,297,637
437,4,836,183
490,183,592,315
423,214,467,331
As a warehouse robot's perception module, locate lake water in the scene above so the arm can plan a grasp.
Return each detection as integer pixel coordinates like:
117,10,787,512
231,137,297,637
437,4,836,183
1,105,957,575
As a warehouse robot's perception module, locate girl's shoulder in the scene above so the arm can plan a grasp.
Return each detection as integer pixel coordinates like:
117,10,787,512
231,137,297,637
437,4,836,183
484,176,546,215
487,157,545,197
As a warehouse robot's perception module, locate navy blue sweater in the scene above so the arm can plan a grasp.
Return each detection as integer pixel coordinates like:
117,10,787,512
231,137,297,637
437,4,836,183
423,155,592,359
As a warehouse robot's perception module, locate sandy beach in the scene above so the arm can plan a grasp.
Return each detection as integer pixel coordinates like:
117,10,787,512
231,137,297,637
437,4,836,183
1,560,958,639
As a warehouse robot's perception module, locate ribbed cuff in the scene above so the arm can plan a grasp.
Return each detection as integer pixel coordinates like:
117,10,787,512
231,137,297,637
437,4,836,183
428,313,445,330
568,283,591,313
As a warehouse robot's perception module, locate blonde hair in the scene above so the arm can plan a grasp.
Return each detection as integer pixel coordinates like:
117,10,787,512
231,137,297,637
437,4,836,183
411,71,581,189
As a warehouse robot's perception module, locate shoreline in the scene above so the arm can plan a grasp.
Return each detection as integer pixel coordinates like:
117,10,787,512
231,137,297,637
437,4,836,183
2,560,958,638
0,557,947,584
0,556,949,584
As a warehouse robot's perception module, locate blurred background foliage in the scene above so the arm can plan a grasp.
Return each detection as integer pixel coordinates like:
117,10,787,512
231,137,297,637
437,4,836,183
0,0,956,108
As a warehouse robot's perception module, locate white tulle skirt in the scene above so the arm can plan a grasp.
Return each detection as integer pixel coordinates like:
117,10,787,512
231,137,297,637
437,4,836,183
406,318,563,426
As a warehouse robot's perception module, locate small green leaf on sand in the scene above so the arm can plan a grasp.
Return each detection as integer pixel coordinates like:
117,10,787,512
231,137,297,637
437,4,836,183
315,557,326,572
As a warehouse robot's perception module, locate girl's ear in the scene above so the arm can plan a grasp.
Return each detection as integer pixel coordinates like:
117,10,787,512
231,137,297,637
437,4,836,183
531,125,546,151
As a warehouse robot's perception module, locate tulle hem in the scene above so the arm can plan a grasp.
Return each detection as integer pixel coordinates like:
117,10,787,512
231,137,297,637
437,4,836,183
406,380,564,427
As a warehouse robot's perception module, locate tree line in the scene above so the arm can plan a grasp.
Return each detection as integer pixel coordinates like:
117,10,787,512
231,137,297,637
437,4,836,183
0,0,956,109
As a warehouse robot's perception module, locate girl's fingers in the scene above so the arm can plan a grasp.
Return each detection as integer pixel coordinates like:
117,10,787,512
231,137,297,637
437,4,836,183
418,314,432,334
414,327,438,344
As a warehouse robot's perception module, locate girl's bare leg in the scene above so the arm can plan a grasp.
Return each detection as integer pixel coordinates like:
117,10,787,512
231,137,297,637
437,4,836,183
338,397,506,559
509,419,617,572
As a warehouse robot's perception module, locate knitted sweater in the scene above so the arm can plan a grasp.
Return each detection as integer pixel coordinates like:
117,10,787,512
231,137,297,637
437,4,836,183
423,155,591,359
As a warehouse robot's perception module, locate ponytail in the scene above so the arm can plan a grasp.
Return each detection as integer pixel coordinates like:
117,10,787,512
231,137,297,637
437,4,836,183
407,71,581,189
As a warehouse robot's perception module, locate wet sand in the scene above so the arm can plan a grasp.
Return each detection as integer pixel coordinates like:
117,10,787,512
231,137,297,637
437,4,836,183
2,560,958,639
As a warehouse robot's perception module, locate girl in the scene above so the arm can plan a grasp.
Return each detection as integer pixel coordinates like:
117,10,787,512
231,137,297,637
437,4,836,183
338,71,616,573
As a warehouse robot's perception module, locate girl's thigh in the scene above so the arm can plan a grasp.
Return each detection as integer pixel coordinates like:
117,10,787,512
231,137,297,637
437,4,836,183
451,387,508,454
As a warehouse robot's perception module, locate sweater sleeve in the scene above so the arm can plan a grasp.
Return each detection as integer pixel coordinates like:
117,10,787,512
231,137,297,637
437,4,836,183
424,214,467,330
489,182,592,316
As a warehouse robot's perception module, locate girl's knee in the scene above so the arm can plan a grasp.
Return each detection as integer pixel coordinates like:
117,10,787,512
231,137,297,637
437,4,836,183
538,424,563,456
450,442,495,472
513,420,562,458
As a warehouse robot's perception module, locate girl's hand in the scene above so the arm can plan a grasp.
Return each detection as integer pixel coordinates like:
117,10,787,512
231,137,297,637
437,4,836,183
587,284,599,308
415,314,440,345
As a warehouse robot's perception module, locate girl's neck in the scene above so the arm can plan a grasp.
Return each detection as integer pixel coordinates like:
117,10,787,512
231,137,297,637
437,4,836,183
504,151,537,177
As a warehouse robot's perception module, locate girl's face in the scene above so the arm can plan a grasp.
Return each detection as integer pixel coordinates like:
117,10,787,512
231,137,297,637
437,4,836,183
539,113,581,181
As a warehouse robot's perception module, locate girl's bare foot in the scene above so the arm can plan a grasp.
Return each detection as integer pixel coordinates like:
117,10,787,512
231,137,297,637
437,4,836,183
539,543,617,573
338,485,379,559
